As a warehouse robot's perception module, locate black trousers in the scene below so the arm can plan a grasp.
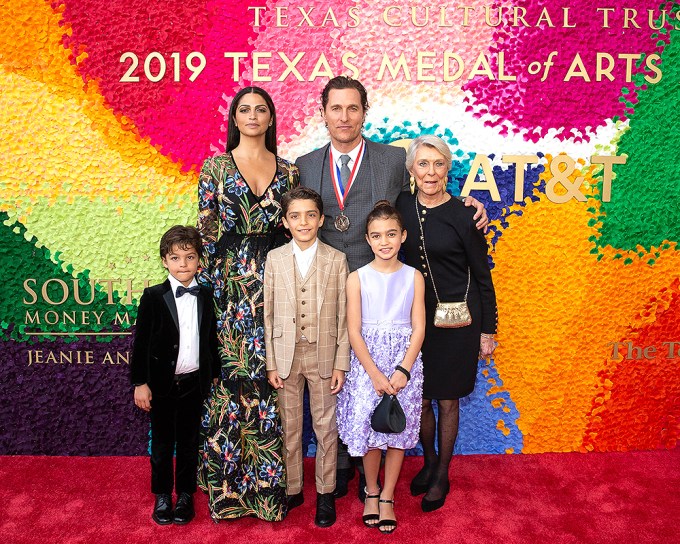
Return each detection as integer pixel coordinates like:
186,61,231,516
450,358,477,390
150,371,202,495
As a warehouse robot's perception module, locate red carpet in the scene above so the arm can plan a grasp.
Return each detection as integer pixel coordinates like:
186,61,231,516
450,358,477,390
1,450,678,544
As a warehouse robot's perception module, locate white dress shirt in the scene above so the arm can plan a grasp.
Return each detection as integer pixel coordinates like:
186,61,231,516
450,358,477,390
167,274,200,375
292,239,318,279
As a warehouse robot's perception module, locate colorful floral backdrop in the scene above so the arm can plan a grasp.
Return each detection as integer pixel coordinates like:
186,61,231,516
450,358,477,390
1,0,678,455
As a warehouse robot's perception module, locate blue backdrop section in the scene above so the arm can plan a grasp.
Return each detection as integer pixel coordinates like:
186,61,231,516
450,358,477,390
457,359,523,454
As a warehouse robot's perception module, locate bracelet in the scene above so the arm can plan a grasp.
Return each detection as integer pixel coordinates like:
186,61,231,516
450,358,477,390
394,365,411,381
480,333,495,339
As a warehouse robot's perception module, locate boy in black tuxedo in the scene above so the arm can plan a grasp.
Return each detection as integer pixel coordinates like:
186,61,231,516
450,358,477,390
131,225,219,525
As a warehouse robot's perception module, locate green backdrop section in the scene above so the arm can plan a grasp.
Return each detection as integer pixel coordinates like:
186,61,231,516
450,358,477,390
0,212,137,342
597,15,680,252
9,194,196,285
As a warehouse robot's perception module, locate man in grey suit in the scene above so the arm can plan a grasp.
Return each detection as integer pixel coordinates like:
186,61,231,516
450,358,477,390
296,76,488,501
296,78,410,271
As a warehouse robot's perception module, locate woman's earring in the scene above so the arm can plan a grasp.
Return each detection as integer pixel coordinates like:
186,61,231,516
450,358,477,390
268,122,272,127
410,175,416,195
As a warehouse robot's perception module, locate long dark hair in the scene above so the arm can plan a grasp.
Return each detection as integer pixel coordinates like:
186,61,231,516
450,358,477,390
226,87,277,154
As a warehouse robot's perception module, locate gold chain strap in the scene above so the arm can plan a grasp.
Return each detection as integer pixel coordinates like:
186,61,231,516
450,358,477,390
415,196,470,304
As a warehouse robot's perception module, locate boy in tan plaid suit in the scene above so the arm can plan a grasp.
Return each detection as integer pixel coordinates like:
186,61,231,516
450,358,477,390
264,186,349,528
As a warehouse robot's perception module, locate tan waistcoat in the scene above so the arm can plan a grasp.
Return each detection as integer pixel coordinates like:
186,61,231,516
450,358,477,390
295,262,318,343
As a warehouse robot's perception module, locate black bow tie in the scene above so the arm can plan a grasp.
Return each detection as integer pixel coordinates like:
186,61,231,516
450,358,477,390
176,285,200,298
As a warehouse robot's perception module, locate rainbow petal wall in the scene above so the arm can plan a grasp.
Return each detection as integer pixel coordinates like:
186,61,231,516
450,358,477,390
1,0,678,454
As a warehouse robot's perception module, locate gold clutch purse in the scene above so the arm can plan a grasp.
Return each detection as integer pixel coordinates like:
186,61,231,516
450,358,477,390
434,301,472,328
416,196,472,329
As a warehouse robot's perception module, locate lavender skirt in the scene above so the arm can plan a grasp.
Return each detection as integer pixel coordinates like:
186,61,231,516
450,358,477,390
336,325,423,456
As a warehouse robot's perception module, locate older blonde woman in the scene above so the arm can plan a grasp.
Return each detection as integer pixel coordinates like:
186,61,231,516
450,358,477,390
395,135,498,512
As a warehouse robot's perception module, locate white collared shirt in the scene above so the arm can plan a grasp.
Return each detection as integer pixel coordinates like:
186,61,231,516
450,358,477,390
292,239,318,279
330,139,365,181
167,274,200,375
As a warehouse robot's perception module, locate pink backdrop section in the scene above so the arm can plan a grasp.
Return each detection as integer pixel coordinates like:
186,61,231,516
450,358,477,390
61,0,258,169
464,1,671,141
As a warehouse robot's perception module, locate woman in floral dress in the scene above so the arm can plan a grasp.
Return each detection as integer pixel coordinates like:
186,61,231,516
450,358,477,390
197,87,298,521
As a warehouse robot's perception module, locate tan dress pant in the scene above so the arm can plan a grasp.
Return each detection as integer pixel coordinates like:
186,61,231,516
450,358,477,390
278,340,338,494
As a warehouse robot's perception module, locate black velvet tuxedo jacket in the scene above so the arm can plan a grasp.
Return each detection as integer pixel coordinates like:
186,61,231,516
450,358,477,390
130,279,220,397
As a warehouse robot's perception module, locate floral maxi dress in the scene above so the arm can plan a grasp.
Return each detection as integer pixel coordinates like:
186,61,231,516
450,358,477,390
197,152,298,521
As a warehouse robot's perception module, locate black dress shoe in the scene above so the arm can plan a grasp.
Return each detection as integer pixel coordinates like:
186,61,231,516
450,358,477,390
315,492,336,528
152,493,173,525
287,491,304,511
173,492,195,525
334,467,353,498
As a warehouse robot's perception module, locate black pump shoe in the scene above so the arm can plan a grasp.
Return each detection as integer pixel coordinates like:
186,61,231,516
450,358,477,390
409,465,434,496
421,481,450,513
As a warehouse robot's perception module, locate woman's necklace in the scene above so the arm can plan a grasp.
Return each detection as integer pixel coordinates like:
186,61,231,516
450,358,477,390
417,191,449,208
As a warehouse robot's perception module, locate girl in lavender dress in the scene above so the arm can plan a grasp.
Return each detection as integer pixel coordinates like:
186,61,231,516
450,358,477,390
336,201,426,534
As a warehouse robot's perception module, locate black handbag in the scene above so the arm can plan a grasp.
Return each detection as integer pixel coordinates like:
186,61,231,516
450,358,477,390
370,394,406,434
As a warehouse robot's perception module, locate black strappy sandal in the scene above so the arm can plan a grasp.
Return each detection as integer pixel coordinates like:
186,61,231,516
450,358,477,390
378,497,397,534
362,487,381,527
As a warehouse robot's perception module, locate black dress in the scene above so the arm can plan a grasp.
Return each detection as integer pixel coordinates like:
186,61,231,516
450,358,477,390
397,192,497,399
